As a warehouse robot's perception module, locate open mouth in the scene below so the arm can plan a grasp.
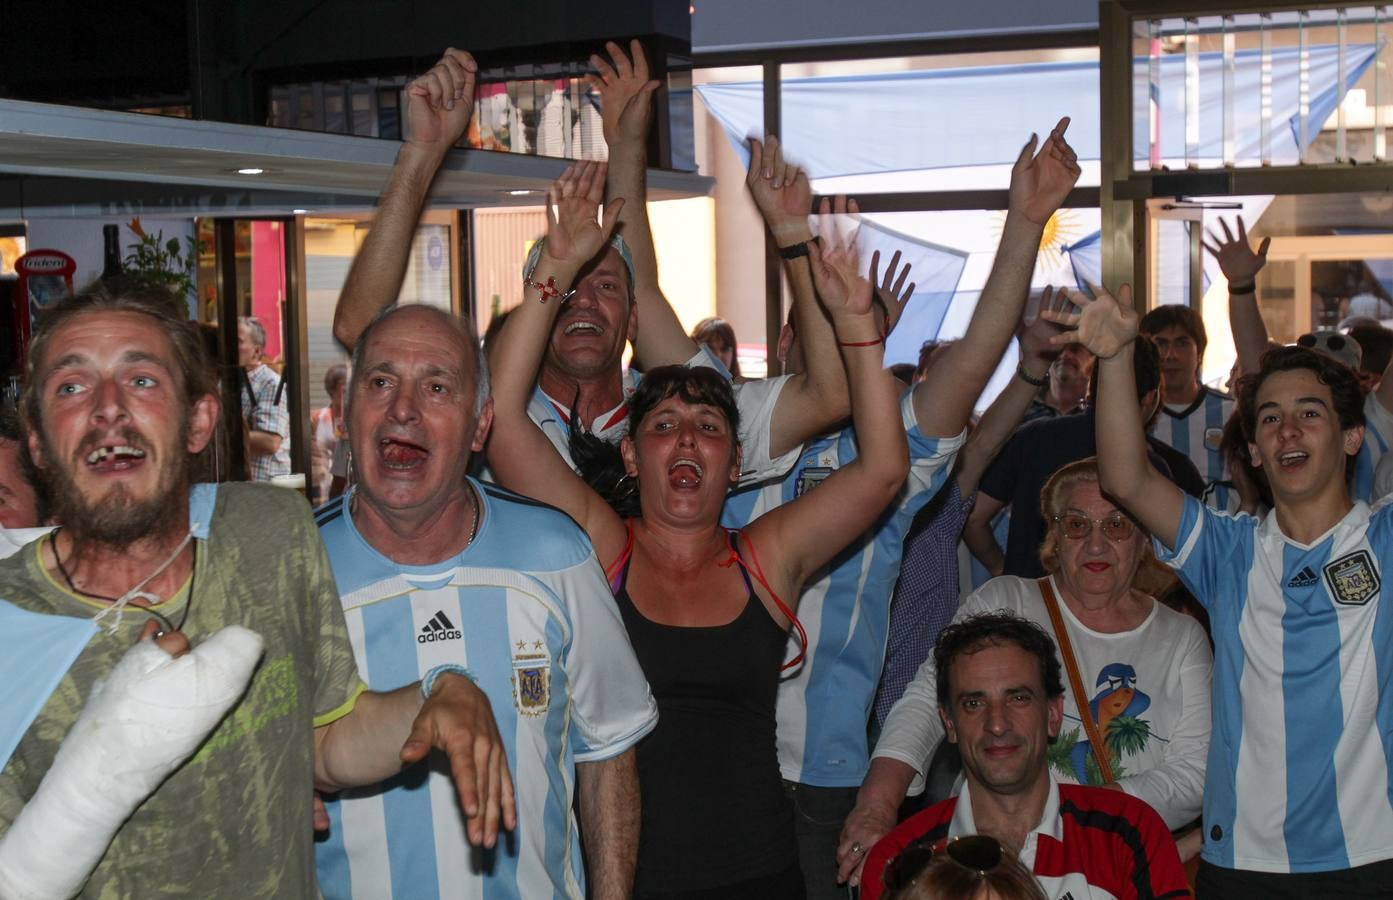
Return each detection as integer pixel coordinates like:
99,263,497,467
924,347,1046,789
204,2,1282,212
1278,450,1309,470
1083,561,1111,573
85,445,146,472
668,457,704,488
563,321,603,336
379,437,429,470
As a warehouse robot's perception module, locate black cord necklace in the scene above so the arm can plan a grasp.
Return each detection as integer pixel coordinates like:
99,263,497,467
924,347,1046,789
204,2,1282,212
53,531,198,635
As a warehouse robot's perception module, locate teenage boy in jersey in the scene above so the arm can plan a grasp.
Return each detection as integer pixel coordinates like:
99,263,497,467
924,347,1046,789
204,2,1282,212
1207,215,1393,503
720,116,1081,899
858,613,1187,900
1137,304,1234,501
1054,282,1393,897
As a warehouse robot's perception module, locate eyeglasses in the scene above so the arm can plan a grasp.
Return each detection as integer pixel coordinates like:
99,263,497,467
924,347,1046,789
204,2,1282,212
1051,512,1136,542
882,834,1005,891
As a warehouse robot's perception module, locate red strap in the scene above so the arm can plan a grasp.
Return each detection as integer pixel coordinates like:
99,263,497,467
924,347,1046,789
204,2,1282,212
605,520,636,592
721,530,808,672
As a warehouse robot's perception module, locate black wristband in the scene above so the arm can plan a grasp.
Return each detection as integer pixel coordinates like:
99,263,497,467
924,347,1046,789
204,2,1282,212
1016,362,1049,387
1228,280,1256,295
778,238,817,260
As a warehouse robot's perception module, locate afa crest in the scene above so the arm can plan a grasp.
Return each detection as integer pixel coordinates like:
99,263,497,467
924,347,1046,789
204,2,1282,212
511,645,550,717
1324,550,1381,606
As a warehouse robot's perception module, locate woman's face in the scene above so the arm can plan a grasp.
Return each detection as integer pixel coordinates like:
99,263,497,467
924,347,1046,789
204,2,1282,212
621,394,741,523
702,336,735,373
1052,480,1145,601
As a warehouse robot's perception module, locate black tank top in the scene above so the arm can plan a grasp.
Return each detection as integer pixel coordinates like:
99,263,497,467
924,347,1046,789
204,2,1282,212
614,531,797,893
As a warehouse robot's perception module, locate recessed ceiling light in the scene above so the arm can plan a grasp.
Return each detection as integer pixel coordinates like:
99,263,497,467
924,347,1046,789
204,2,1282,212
505,189,539,196
292,208,309,214
235,167,265,175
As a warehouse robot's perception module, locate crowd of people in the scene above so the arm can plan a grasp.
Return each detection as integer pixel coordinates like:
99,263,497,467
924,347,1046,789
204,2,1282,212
1,41,1391,900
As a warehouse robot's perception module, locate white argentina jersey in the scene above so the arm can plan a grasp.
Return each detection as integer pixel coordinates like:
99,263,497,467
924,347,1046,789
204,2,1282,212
1159,493,1393,873
721,391,962,786
1352,392,1393,502
314,481,658,900
1150,387,1234,506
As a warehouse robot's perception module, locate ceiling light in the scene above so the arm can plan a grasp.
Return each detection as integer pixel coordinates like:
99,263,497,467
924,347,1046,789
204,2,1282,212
505,189,539,196
235,167,265,175
292,208,309,214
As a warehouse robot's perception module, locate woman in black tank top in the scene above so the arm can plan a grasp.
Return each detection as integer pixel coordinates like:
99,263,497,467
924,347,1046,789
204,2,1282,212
486,162,910,897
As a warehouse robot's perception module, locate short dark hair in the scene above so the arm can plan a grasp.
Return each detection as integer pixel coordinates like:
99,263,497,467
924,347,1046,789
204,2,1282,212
934,612,1064,709
1087,333,1161,407
1236,345,1365,443
1348,324,1393,379
571,365,739,519
1139,304,1208,358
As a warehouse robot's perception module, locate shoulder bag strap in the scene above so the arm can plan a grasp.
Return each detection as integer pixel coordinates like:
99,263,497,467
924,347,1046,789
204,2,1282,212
1038,577,1116,784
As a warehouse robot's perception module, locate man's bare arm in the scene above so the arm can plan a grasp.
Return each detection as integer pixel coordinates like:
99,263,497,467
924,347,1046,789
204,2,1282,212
333,50,477,350
955,293,1070,495
576,751,640,900
1044,285,1185,548
962,492,1007,576
313,673,516,847
1202,215,1270,377
750,138,851,454
914,118,1080,436
589,39,696,368
246,430,282,456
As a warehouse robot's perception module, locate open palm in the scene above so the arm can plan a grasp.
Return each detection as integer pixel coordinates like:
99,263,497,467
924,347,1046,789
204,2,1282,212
1040,284,1139,359
544,162,622,266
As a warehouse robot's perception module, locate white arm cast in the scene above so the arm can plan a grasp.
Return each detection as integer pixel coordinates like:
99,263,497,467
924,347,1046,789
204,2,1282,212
0,626,264,900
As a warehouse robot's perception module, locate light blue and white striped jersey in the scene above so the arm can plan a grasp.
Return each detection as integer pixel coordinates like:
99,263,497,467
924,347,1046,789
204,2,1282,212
1159,493,1393,874
721,391,963,786
313,481,658,900
1150,386,1235,507
1352,392,1393,502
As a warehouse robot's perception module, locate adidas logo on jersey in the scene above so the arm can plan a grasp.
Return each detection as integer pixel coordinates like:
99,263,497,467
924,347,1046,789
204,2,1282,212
418,611,462,643
1287,566,1319,588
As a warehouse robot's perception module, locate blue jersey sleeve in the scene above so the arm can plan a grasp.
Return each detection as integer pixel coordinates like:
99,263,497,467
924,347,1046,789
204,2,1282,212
1153,493,1257,613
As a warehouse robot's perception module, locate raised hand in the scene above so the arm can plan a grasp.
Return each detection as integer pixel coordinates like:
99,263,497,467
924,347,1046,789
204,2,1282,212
809,196,872,319
1040,283,1139,359
870,249,915,340
406,48,478,154
1009,117,1082,226
542,161,623,267
588,39,660,150
1018,286,1069,365
747,134,814,247
1202,215,1270,286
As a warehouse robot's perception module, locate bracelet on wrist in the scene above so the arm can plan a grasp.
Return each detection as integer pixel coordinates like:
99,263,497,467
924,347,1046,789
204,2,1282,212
1227,280,1256,295
1016,361,1049,387
837,335,884,348
778,237,818,260
524,275,576,305
421,664,477,701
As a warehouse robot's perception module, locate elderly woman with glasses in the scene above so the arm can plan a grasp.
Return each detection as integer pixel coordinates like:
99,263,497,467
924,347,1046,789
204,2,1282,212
840,458,1212,882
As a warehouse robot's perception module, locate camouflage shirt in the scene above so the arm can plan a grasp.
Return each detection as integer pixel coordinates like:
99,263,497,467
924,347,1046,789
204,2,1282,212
0,483,363,898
